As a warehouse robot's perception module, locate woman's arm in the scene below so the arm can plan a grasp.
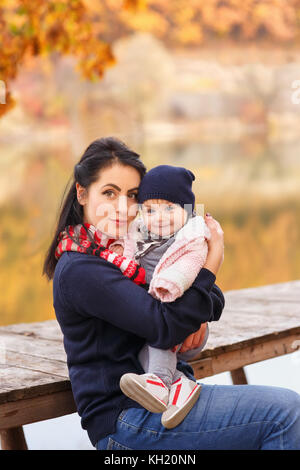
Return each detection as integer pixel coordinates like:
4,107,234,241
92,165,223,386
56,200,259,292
57,253,224,350
173,282,225,352
210,283,225,320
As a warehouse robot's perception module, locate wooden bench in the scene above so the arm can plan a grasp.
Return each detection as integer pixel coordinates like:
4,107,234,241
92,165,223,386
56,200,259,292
1,280,299,450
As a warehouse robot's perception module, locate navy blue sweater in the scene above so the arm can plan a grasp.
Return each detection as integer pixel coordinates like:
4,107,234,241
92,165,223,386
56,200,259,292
52,251,225,446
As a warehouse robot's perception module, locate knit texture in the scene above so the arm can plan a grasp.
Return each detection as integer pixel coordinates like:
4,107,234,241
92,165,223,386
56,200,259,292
137,165,196,214
149,216,211,302
52,250,225,445
55,222,146,286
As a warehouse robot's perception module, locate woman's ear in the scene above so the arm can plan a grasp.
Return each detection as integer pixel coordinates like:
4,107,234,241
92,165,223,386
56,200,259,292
76,182,87,205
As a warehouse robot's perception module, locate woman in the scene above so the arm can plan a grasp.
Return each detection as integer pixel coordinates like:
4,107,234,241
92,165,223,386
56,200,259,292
43,136,300,450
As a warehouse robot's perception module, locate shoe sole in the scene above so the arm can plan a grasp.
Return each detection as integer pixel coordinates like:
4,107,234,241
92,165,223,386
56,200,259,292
161,384,202,429
120,374,168,413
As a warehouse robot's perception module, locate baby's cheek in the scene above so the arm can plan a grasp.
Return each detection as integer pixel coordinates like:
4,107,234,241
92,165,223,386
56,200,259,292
171,219,182,233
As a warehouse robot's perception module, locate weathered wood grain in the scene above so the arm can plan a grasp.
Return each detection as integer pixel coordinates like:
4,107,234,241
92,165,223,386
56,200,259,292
0,279,299,413
1,350,69,378
0,365,70,405
230,368,248,385
0,330,66,362
192,330,300,379
0,427,28,450
204,280,300,351
0,320,63,342
0,390,76,430
223,279,300,300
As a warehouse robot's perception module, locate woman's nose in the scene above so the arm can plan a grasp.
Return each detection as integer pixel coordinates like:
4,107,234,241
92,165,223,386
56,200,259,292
116,195,129,218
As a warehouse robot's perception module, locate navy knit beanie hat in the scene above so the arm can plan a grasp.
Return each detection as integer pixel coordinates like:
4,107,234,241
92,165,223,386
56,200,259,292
137,165,195,215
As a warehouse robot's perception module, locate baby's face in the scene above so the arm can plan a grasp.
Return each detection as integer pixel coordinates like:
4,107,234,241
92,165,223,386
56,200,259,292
141,199,188,237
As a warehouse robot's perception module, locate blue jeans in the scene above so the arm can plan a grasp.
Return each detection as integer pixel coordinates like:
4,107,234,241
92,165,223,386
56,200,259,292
96,383,300,450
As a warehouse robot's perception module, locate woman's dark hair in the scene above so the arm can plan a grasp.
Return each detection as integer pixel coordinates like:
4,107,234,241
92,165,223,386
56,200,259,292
43,136,146,281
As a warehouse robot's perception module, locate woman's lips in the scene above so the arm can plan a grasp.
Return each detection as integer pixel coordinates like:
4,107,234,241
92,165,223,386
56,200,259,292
109,219,128,226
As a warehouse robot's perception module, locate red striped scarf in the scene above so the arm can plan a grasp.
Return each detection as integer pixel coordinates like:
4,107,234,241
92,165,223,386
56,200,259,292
55,223,146,286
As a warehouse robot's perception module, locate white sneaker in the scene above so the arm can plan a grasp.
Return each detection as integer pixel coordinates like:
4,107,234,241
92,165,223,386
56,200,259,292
120,373,169,413
161,377,201,429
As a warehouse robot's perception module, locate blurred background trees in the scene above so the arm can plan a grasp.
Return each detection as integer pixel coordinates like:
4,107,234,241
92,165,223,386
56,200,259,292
2,3,300,447
1,0,300,324
2,0,300,116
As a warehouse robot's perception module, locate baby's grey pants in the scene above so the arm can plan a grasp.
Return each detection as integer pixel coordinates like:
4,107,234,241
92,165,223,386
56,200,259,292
138,325,209,389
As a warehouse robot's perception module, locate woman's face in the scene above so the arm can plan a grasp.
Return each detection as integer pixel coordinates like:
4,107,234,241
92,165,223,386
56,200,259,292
76,163,141,239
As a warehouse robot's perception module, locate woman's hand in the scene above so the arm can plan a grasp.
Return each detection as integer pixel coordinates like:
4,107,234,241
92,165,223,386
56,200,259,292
203,213,224,276
174,323,208,354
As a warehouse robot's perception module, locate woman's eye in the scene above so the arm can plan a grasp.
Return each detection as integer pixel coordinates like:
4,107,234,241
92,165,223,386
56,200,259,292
103,190,115,198
128,193,138,199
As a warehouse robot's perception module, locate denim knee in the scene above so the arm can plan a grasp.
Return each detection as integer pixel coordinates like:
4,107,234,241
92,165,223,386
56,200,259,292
267,387,300,450
278,387,300,414
274,387,300,433
286,388,300,419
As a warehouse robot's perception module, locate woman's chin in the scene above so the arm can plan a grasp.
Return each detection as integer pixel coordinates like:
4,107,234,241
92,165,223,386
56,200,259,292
96,222,128,240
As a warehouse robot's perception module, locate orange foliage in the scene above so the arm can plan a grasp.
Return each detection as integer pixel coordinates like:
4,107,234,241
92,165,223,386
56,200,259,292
1,0,300,117
124,0,300,44
0,0,118,115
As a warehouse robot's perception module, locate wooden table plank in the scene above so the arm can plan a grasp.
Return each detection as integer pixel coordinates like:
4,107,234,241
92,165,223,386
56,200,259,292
0,280,299,409
1,295,298,360
0,390,76,430
192,330,300,379
204,280,300,351
0,330,66,362
0,364,70,404
0,320,64,341
2,350,69,378
223,280,300,301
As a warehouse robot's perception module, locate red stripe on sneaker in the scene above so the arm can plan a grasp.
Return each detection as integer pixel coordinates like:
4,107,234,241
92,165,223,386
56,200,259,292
184,385,199,403
172,378,181,385
146,380,166,388
172,384,182,405
156,397,167,406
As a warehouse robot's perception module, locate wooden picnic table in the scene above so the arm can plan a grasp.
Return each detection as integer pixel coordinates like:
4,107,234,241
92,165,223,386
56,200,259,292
0,279,299,450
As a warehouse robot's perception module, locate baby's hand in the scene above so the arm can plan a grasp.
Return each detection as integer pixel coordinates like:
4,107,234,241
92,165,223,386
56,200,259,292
110,244,124,256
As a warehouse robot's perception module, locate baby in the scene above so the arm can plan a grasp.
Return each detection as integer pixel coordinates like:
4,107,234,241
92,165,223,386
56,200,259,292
111,165,212,429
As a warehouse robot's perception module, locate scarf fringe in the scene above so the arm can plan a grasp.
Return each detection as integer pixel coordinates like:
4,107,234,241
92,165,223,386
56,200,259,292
55,223,146,286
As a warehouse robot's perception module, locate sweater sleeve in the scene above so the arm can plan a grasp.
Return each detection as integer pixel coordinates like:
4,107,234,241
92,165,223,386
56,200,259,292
210,283,225,321
58,254,224,350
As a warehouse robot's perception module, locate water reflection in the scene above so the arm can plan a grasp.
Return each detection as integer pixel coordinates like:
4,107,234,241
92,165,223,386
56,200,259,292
0,136,299,326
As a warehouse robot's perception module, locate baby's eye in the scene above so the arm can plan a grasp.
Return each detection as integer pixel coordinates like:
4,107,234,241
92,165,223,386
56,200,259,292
165,205,175,212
